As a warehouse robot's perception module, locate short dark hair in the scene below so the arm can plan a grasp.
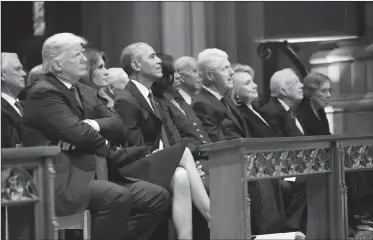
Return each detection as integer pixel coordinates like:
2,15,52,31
151,53,176,98
303,72,331,99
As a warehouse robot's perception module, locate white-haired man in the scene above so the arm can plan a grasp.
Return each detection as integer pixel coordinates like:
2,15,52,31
261,68,305,137
174,56,202,105
260,68,307,232
1,53,27,148
192,48,250,142
22,33,171,240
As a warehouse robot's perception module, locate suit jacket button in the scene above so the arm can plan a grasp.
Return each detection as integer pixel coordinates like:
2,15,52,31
200,135,204,138
196,129,200,132
193,123,197,126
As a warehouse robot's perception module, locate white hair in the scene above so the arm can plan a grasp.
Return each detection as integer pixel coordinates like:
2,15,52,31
42,32,87,74
174,56,196,72
269,68,297,97
1,52,19,71
197,48,228,82
107,68,129,87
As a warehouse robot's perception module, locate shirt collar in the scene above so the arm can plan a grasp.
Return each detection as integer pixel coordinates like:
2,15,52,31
56,76,72,89
131,79,151,100
203,86,223,100
277,98,290,111
1,92,18,106
178,89,192,105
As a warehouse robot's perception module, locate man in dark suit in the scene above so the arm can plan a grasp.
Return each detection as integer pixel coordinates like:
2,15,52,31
260,68,307,232
1,52,34,240
1,52,26,148
192,48,251,142
22,33,171,240
116,43,211,240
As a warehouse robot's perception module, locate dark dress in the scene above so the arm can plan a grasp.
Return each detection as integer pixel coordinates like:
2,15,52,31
238,103,289,234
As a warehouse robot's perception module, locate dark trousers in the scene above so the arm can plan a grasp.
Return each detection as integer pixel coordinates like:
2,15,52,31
283,177,307,233
115,180,171,240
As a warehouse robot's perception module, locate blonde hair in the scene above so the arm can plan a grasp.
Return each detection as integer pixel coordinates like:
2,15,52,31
42,32,87,74
231,63,255,78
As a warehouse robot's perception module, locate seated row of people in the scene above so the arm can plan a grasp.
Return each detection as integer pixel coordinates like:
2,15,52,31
2,31,371,240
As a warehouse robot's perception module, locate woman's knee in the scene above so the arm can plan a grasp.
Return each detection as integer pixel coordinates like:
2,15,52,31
180,147,195,167
173,167,191,190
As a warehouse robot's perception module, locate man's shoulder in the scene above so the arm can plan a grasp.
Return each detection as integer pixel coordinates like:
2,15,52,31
28,75,60,97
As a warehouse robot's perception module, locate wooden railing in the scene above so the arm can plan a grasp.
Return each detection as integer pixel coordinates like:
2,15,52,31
200,135,373,240
1,146,60,240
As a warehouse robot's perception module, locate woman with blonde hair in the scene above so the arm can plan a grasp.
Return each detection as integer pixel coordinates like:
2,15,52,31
230,63,289,234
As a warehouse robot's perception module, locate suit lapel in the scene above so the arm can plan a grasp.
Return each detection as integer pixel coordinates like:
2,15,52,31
201,88,245,135
1,98,22,122
271,98,304,136
127,81,158,118
44,74,85,117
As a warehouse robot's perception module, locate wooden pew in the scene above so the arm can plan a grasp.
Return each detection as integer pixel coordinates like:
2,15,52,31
200,135,373,240
1,146,60,240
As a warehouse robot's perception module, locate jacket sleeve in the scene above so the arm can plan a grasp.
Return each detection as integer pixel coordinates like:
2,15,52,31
192,101,226,143
114,97,144,147
93,96,126,143
24,90,109,157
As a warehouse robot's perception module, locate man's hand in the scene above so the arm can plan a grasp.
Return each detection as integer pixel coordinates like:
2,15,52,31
196,161,206,178
82,119,100,132
57,140,76,151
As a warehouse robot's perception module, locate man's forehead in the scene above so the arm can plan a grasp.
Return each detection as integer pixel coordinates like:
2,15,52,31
6,55,22,67
137,44,154,58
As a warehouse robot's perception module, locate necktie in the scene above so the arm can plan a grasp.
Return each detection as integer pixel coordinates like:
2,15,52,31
148,92,170,147
287,109,295,120
220,98,232,114
14,101,23,115
70,85,83,109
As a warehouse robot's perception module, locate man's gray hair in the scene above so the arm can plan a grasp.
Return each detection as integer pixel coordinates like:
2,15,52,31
1,52,19,71
120,42,150,76
269,68,296,97
197,48,228,83
174,56,196,72
42,33,87,74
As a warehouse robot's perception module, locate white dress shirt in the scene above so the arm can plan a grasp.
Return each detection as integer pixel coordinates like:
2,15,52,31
178,88,192,105
277,98,304,135
246,104,270,126
131,80,164,150
1,93,22,116
203,86,223,100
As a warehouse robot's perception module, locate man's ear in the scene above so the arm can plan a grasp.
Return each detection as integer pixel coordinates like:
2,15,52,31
279,87,287,97
205,70,214,81
131,60,141,72
51,59,62,72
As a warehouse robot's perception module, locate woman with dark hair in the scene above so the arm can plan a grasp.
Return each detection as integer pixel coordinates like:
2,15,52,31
80,48,116,110
151,53,211,240
152,53,211,151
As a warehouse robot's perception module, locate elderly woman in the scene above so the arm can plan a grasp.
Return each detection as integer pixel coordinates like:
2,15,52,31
230,63,290,235
295,72,331,135
296,72,373,234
